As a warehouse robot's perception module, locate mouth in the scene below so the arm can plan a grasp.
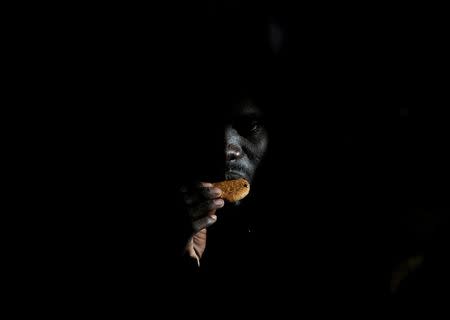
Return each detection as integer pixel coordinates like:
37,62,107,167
224,170,249,181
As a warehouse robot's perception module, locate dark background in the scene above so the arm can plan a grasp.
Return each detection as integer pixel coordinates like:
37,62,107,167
17,1,448,309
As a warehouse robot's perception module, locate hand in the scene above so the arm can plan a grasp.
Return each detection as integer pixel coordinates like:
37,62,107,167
180,182,224,265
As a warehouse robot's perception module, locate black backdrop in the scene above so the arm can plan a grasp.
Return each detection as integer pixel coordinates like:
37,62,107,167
31,1,449,310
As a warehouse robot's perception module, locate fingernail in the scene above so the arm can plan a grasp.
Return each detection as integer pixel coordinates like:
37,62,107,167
214,199,224,207
201,182,213,187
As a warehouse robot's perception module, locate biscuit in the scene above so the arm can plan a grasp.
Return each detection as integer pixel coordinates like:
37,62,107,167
212,178,250,202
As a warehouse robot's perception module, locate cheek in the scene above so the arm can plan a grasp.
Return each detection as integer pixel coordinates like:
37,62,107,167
254,134,268,156
258,136,269,155
246,135,268,164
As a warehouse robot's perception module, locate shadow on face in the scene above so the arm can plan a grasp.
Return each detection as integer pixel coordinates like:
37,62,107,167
223,99,268,183
178,95,269,187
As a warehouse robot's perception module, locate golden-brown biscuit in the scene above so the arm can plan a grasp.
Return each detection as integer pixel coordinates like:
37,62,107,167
212,178,250,202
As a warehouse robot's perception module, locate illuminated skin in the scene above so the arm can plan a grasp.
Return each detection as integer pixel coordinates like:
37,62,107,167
180,100,268,264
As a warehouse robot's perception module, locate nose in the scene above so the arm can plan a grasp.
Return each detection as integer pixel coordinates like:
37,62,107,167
226,143,243,161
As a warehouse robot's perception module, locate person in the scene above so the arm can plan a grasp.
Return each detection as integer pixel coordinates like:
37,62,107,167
178,95,269,268
170,75,279,262
166,79,317,313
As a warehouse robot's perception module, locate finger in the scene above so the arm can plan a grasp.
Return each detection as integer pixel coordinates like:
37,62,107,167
192,214,218,232
199,182,213,188
189,199,224,219
184,187,222,205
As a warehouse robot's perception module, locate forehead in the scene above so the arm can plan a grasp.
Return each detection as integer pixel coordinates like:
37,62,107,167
229,99,264,118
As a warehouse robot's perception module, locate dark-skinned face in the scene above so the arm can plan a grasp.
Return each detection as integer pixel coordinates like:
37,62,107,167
182,96,269,191
222,99,268,184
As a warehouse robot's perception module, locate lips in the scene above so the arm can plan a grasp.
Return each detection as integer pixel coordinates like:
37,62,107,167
224,170,248,181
